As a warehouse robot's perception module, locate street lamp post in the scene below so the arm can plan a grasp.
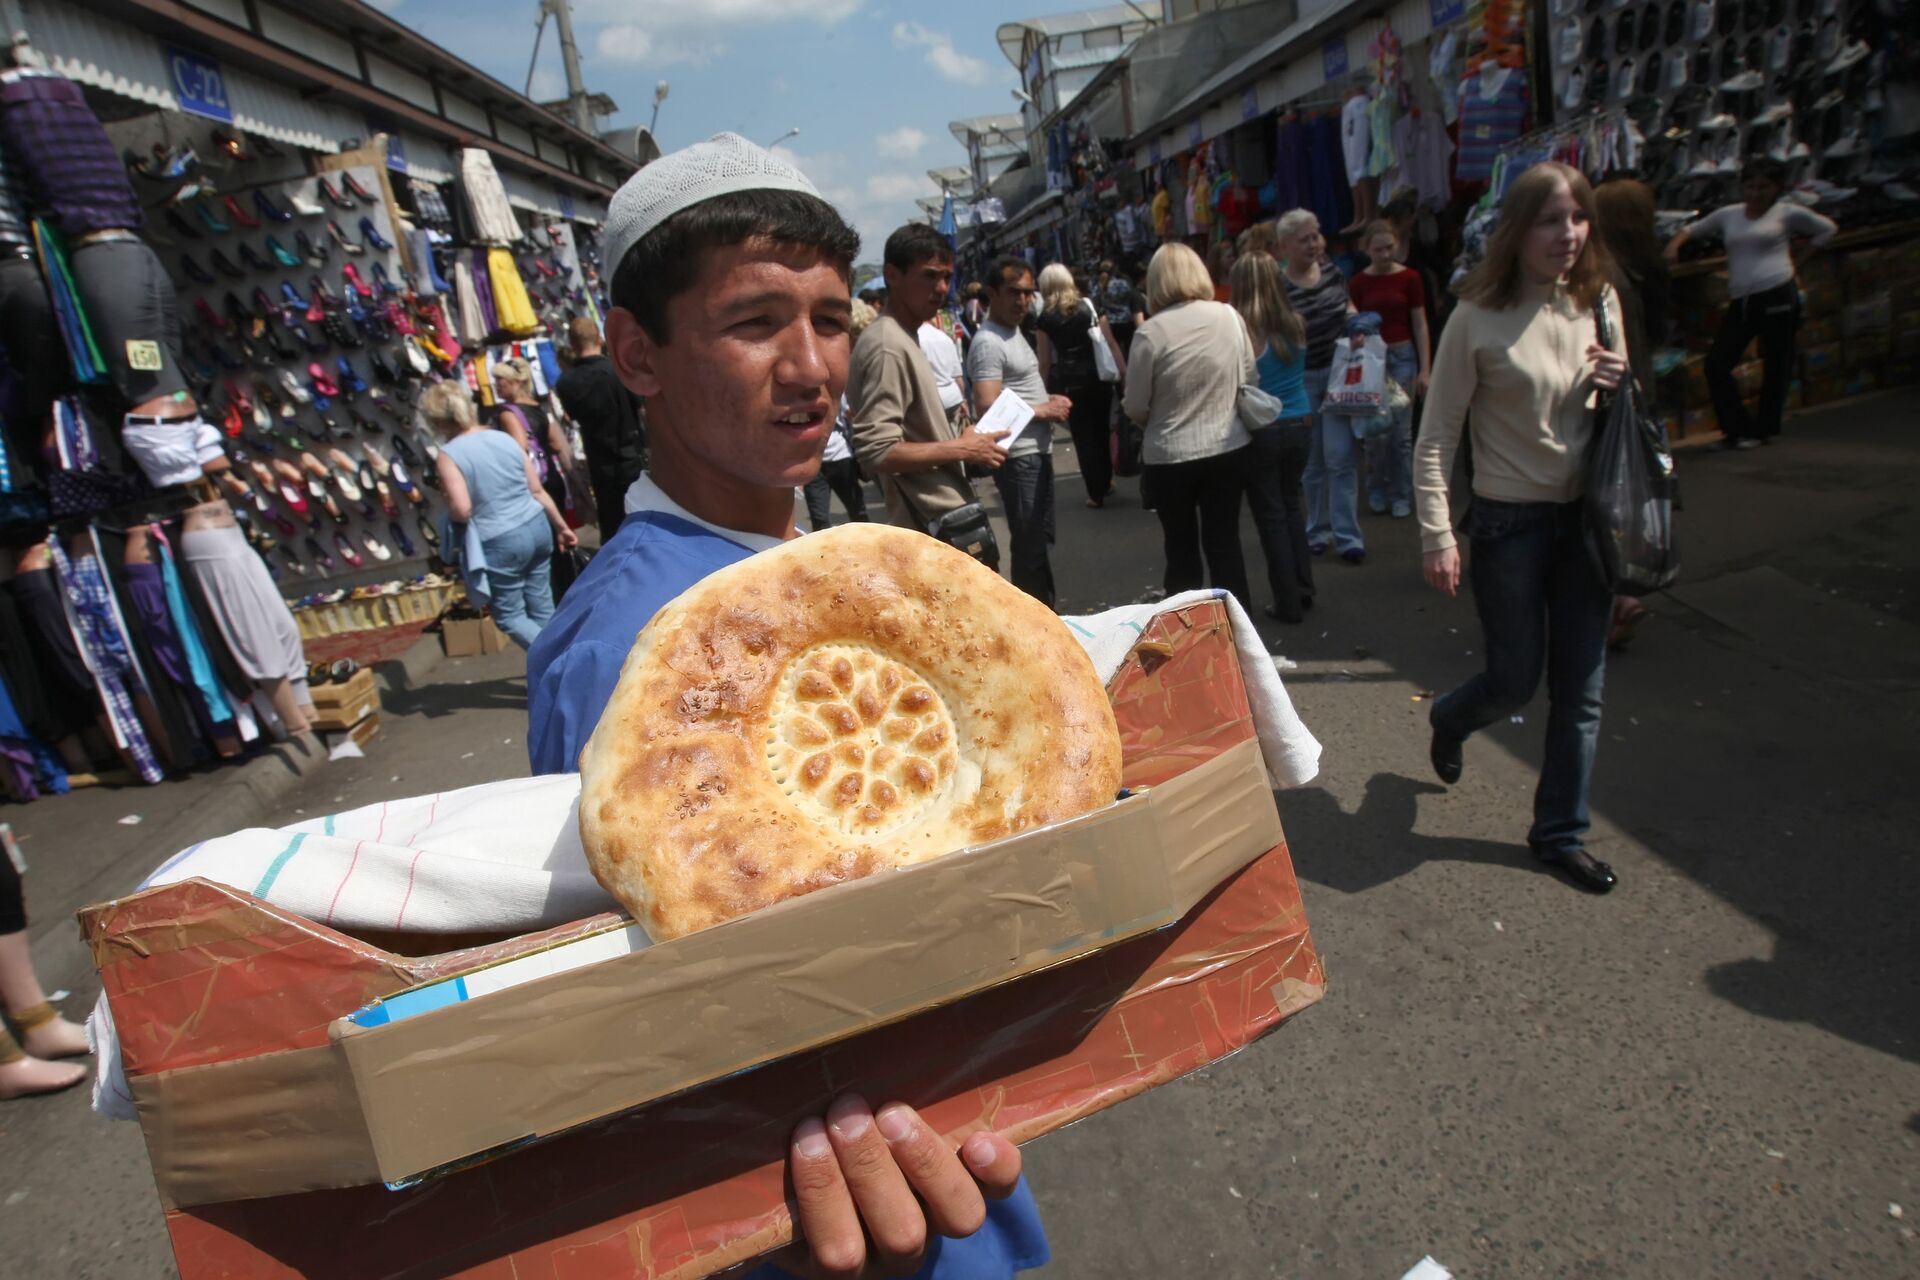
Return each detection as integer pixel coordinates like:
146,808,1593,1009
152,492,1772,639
648,80,669,135
767,126,800,149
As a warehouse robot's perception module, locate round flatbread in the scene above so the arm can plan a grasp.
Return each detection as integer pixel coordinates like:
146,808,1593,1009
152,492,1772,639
578,523,1123,940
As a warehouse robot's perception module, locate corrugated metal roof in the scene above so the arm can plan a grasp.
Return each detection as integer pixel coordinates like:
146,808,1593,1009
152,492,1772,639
997,6,1157,66
499,167,565,220
24,0,365,153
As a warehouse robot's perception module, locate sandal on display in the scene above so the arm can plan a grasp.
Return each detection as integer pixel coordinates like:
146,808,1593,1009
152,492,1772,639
179,253,214,284
238,241,276,273
328,220,364,255
221,194,260,228
297,228,329,268
417,513,440,550
389,433,422,468
289,186,325,217
309,274,344,309
369,346,398,383
209,248,246,279
333,531,363,568
341,172,380,204
306,535,335,573
326,449,363,500
336,354,367,395
370,261,399,295
342,262,374,298
164,208,203,240
389,519,416,557
279,280,312,312
363,532,392,562
308,361,341,398
191,199,230,233
253,189,293,223
358,217,394,251
317,175,355,211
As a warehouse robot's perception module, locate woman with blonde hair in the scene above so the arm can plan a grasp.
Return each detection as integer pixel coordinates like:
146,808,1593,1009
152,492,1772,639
1121,242,1257,607
1274,208,1362,563
1231,251,1315,623
1035,262,1126,506
425,380,578,650
1415,161,1630,895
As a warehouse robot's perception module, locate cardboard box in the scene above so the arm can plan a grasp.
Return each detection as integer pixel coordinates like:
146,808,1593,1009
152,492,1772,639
317,711,380,751
82,601,1323,1279
308,670,380,733
441,614,508,656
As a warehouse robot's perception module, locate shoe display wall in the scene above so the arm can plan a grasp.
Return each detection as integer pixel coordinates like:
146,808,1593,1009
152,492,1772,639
128,149,454,583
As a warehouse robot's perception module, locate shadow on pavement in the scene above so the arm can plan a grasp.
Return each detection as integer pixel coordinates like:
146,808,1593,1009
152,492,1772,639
1282,773,1559,895
377,674,531,719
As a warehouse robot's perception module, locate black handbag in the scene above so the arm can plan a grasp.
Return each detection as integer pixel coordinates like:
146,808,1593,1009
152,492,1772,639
1583,294,1679,597
897,474,999,571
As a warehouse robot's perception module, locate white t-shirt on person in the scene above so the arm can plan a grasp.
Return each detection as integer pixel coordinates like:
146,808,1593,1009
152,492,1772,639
917,321,965,411
1684,201,1837,299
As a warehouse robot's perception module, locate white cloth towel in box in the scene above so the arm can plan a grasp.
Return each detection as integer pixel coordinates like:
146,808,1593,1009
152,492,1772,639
91,590,1317,1117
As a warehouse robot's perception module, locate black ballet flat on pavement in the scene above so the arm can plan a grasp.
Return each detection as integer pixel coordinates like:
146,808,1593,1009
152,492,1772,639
1430,728,1463,785
1535,846,1618,894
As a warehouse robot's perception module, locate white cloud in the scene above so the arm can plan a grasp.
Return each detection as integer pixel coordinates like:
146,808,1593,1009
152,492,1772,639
874,126,926,159
891,22,993,86
584,1,860,69
866,173,929,202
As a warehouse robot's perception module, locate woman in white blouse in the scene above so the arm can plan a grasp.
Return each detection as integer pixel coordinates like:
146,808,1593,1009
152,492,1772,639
1120,242,1257,610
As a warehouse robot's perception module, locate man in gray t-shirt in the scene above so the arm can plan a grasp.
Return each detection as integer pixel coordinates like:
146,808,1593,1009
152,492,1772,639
965,256,1071,607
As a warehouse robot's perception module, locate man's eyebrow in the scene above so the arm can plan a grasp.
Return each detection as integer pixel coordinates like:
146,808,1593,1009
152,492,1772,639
717,292,854,315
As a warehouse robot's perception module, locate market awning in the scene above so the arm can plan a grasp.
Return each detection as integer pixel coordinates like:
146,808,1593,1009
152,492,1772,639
21,0,366,153
999,188,1067,238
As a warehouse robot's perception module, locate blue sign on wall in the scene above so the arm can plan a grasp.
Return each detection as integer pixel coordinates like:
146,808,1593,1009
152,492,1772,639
167,46,232,124
1322,37,1348,82
386,134,409,174
1429,0,1466,27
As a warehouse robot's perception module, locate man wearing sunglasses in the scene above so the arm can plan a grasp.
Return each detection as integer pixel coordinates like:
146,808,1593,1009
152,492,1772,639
964,257,1072,608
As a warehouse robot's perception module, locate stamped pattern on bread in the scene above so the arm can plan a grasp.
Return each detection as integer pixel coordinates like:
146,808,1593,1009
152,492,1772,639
767,644,960,837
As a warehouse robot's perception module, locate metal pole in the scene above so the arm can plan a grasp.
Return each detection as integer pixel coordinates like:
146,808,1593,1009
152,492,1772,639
543,0,593,134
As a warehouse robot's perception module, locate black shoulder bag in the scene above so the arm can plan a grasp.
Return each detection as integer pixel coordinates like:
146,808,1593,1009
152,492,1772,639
1583,293,1680,597
894,470,1000,571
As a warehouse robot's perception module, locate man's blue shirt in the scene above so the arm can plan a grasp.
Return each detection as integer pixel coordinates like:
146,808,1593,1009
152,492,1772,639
523,501,1050,1279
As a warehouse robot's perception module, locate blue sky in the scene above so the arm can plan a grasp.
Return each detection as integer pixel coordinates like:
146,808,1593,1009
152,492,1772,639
373,0,1046,262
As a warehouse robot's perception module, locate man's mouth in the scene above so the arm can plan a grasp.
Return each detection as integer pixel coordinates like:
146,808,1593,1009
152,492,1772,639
772,407,829,436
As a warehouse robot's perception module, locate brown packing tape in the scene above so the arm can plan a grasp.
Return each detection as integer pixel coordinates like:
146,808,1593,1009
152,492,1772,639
140,739,1278,1206
133,1044,378,1208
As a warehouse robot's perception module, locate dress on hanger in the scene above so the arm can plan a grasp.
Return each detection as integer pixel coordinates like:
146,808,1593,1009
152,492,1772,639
1457,65,1528,182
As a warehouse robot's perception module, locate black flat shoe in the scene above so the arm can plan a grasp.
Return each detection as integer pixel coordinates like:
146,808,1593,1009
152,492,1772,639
1536,846,1618,894
1430,728,1463,785
1263,603,1304,624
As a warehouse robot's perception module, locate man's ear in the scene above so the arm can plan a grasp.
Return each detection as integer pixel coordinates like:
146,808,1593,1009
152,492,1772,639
606,307,664,398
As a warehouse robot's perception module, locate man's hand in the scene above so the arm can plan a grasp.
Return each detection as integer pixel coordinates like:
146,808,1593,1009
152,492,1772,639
1035,394,1073,422
779,1094,1023,1280
951,428,1010,469
1424,545,1460,598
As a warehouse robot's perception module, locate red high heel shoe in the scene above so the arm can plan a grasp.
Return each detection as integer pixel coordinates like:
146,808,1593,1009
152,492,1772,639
341,262,375,299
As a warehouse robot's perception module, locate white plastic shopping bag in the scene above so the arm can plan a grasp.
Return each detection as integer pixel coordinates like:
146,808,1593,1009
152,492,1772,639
1323,334,1388,414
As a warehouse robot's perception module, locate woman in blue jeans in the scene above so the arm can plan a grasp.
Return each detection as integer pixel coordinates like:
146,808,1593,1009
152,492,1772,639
424,381,578,650
1275,210,1361,563
1412,162,1629,894
1230,251,1315,623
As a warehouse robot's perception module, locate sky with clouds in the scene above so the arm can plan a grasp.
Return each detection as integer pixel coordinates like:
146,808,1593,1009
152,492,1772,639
371,0,1049,264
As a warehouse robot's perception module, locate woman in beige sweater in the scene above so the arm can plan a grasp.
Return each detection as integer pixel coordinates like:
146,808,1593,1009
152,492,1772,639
1414,162,1630,895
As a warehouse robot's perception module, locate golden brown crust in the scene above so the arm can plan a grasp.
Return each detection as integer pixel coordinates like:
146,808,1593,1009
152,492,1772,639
577,523,1123,940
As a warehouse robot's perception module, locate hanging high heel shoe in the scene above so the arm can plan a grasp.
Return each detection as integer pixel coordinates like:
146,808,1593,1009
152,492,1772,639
221,193,260,229
252,189,293,223
179,252,215,284
332,530,363,568
328,220,364,255
358,216,393,251
341,171,380,204
191,199,230,233
326,448,363,502
389,518,416,557
341,262,375,298
336,354,367,396
317,175,355,211
297,228,329,269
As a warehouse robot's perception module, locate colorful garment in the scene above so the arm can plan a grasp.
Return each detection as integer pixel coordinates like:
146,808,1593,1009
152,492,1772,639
1457,67,1527,183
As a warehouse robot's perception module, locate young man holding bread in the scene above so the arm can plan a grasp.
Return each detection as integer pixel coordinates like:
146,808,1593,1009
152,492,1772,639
524,134,1048,1280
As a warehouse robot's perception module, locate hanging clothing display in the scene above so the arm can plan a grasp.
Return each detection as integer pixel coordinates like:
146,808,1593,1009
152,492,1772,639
457,149,523,245
178,523,310,702
48,541,163,784
487,249,539,336
0,673,66,800
1457,65,1528,183
0,572,94,743
1341,93,1372,186
452,256,488,344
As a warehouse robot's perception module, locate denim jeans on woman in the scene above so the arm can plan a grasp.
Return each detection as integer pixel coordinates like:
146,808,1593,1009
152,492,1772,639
1430,499,1612,856
1300,367,1363,555
482,513,556,650
1245,417,1314,621
1364,340,1418,515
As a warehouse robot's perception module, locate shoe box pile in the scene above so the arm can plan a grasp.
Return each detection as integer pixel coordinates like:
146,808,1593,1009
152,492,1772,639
308,666,381,743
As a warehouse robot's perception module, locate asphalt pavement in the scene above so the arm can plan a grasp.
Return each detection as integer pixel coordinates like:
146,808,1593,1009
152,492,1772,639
2,390,1915,1279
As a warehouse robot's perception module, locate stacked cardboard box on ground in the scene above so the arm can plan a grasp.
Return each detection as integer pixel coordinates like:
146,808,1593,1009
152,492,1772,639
308,667,380,747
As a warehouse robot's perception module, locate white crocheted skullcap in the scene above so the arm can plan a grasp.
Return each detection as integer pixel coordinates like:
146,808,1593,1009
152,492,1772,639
603,133,823,281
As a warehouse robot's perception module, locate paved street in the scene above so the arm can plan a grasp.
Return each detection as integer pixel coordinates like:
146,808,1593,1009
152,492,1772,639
3,391,1916,1278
